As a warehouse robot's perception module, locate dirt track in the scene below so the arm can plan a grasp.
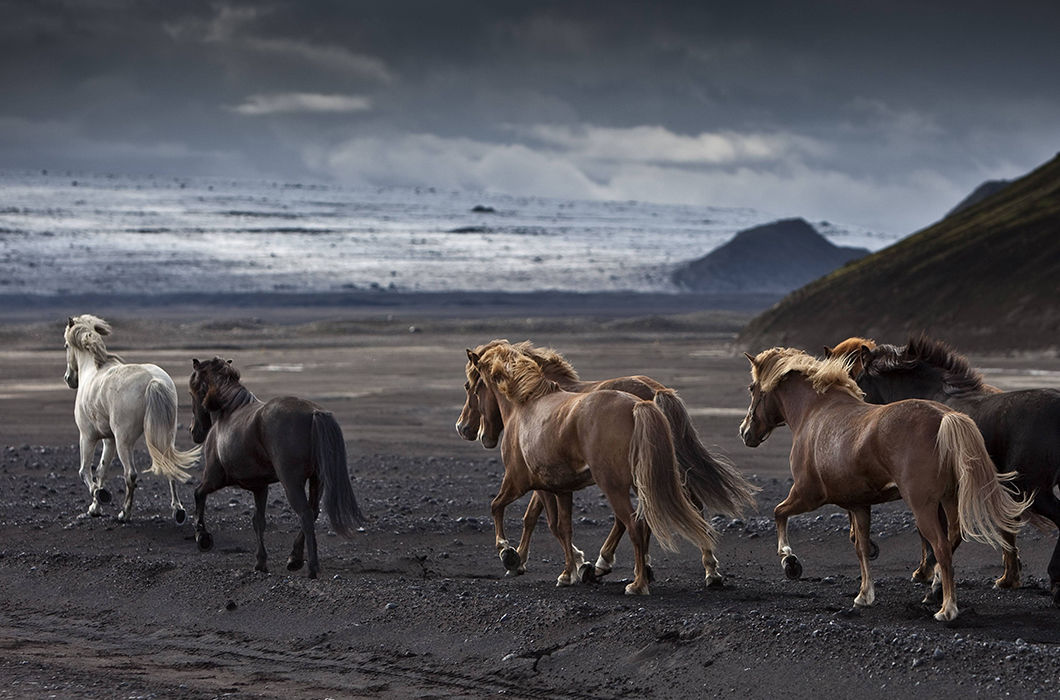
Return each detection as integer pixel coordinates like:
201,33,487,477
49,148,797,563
1,313,1058,698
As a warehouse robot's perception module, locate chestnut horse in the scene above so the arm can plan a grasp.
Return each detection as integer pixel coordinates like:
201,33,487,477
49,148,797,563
456,340,756,580
739,347,1028,621
852,335,1060,605
188,357,365,578
465,341,721,594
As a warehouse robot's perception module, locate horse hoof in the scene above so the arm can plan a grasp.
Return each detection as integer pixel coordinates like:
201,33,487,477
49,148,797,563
593,566,611,578
95,488,112,504
255,563,268,574
88,505,103,518
174,508,187,525
624,583,650,596
579,562,599,584
705,574,724,589
117,511,130,523
196,532,214,552
868,539,879,561
993,576,1019,590
287,558,304,572
911,570,932,585
1051,584,1060,608
500,547,521,574
308,569,318,580
782,555,802,580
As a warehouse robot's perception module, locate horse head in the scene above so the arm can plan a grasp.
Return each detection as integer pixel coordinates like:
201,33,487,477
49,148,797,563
189,356,238,443
739,351,787,448
457,348,503,448
63,315,115,389
823,337,877,378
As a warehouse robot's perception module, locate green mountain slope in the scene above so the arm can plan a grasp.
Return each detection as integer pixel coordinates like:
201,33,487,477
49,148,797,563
739,153,1060,352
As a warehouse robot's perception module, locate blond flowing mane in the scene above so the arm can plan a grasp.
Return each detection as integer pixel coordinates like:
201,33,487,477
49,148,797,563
65,314,124,368
752,347,864,399
467,339,579,385
476,341,560,403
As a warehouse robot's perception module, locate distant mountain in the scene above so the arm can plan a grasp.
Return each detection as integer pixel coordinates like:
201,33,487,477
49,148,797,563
946,179,1011,216
739,154,1060,352
671,218,869,294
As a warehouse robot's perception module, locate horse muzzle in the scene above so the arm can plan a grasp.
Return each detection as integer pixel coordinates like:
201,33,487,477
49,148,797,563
739,419,766,448
64,372,78,389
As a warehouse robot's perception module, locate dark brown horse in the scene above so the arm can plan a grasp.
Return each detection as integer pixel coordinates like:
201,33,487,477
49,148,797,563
456,339,756,580
740,347,1028,621
852,335,1060,605
465,341,721,594
188,357,365,578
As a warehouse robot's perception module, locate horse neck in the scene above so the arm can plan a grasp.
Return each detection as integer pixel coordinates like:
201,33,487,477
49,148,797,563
212,382,259,418
74,349,112,384
774,376,856,433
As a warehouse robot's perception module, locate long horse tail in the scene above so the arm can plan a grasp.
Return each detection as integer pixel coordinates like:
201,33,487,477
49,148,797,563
143,378,200,483
936,412,1030,549
630,400,718,553
652,389,759,518
312,411,366,538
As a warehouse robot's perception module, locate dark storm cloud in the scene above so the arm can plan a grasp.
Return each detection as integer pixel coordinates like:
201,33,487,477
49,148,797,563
2,0,1059,232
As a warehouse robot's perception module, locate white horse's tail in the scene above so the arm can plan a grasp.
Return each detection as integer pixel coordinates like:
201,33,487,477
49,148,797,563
143,379,201,482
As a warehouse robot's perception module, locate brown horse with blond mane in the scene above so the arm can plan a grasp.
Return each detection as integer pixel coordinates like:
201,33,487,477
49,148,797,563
464,340,721,594
740,347,1028,621
456,339,756,580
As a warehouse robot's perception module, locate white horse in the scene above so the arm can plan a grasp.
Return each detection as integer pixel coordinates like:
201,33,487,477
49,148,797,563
64,314,201,522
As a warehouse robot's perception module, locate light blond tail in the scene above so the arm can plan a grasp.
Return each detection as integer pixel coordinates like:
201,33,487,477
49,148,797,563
630,400,718,553
936,412,1029,550
144,379,201,483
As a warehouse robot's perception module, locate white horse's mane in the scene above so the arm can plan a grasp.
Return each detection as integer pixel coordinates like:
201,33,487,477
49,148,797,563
65,314,124,367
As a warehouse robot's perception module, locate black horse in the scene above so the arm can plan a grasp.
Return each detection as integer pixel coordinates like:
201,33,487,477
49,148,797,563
189,357,365,578
856,336,1060,606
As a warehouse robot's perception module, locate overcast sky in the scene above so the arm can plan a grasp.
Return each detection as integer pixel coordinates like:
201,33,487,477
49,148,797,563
3,1,1059,234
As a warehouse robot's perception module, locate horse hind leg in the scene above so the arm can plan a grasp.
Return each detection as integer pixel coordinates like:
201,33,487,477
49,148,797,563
168,478,187,525
585,519,625,584
287,475,320,572
911,499,959,622
78,435,105,516
281,476,319,578
114,436,139,522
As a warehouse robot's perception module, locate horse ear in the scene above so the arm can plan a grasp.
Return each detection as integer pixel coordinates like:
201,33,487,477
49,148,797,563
858,344,873,367
466,349,480,364
822,345,834,358
226,358,233,365
743,352,757,367
192,358,201,369
95,323,110,336
67,316,74,328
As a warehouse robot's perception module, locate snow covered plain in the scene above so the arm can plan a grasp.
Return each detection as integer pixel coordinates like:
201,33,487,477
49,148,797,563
0,171,897,296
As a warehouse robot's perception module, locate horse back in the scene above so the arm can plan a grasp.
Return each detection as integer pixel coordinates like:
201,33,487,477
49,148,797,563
959,389,1060,485
76,362,175,435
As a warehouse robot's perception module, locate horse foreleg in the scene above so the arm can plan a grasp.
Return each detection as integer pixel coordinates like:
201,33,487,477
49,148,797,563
114,436,139,522
514,491,547,575
912,535,934,584
1029,489,1060,606
593,519,626,580
251,486,269,573
774,487,814,580
194,462,226,552
491,473,526,575
550,492,584,587
850,505,875,607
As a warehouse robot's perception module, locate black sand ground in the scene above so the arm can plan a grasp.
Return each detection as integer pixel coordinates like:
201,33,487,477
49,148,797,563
0,307,1057,698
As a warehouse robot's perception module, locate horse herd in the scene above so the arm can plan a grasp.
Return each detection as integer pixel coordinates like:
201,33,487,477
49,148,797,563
61,314,1059,623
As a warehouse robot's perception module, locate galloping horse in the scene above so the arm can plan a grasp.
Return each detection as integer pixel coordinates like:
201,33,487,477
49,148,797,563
465,341,721,594
740,347,1028,621
852,336,1060,605
188,357,365,578
456,339,756,579
63,315,200,522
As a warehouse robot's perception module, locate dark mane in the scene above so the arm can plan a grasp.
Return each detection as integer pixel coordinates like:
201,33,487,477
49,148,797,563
197,357,257,412
864,336,985,396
